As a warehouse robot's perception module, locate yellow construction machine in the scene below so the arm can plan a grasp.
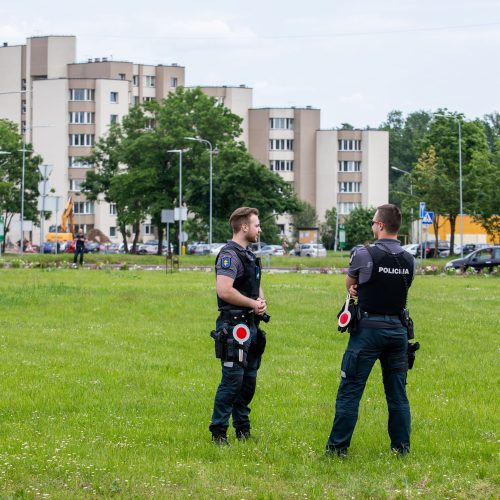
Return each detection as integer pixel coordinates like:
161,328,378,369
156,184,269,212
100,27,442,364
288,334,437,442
46,197,75,242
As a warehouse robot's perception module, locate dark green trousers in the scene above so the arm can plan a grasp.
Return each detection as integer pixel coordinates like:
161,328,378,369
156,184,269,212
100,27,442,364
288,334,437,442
326,316,410,452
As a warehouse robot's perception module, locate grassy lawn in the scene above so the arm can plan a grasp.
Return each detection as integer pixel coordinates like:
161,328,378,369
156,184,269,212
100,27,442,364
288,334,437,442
0,269,498,498
0,251,454,271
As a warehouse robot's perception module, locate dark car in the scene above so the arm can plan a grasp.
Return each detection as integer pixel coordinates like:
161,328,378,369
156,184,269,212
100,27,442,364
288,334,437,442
445,246,500,272
416,240,450,258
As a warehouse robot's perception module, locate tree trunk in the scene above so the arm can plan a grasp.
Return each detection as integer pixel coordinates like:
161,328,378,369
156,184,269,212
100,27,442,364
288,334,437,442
448,214,457,254
432,214,440,257
131,222,140,253
119,223,128,253
157,226,163,256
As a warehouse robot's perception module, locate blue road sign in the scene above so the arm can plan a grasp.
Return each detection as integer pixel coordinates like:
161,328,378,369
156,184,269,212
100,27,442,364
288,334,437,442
419,202,426,219
422,211,434,225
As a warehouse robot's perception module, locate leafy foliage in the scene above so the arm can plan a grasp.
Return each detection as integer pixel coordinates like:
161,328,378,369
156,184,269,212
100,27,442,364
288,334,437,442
0,119,42,247
344,206,376,248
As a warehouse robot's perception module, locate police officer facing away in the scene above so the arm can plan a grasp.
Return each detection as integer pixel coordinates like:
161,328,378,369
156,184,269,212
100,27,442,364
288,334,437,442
326,204,416,457
209,207,268,445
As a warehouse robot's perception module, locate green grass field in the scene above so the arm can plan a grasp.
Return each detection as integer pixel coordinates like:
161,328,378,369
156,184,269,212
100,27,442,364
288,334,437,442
0,269,498,498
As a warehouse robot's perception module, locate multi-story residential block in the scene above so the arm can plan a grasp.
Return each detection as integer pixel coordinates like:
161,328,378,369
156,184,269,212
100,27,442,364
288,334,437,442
1,35,387,247
0,35,184,244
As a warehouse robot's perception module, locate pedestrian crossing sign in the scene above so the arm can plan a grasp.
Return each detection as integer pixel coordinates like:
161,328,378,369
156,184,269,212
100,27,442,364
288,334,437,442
422,211,434,225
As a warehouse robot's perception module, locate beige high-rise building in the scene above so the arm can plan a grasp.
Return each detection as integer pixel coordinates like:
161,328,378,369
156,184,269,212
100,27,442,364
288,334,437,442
1,34,387,247
0,35,184,245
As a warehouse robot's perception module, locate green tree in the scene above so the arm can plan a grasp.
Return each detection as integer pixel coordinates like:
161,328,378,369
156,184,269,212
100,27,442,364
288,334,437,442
0,119,42,249
82,88,297,251
468,146,500,243
418,110,490,251
344,206,376,248
290,200,318,241
319,207,337,249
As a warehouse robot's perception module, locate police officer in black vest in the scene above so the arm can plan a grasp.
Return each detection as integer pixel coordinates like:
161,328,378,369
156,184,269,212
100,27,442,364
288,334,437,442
326,204,416,457
209,207,268,445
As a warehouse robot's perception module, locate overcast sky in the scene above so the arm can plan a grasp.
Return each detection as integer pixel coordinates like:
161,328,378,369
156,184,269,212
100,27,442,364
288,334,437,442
1,0,499,128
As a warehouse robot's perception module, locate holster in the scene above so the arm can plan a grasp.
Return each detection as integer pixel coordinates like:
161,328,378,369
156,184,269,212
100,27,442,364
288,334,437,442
250,328,267,357
408,341,420,369
400,308,415,339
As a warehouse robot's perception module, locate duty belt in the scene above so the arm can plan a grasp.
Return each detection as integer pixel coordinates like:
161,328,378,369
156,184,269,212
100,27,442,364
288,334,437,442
219,308,255,326
359,311,402,329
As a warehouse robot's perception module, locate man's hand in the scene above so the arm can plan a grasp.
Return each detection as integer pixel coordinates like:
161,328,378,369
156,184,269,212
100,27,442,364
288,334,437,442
349,283,358,297
253,297,267,315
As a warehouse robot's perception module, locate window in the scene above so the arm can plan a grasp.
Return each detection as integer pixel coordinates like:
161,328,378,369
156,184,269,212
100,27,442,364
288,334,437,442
338,181,361,193
21,121,26,134
145,118,155,130
118,73,126,80
338,139,361,151
69,111,95,124
133,96,140,105
270,160,294,172
69,179,85,192
338,161,361,172
110,92,119,103
270,139,294,150
69,134,95,147
144,75,155,87
143,96,155,103
133,75,139,86
110,114,119,124
339,202,361,215
74,202,94,214
21,100,26,113
21,79,27,91
69,88,95,101
69,156,91,168
142,224,153,235
170,77,178,88
109,226,116,237
269,118,294,129
109,203,117,215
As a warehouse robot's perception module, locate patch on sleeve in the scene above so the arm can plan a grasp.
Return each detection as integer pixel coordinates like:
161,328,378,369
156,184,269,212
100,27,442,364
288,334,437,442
221,256,232,269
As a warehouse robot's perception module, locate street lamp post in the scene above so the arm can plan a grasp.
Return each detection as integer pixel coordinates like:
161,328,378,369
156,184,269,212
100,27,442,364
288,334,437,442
167,149,186,256
391,166,414,243
185,136,213,247
334,188,345,252
457,120,464,258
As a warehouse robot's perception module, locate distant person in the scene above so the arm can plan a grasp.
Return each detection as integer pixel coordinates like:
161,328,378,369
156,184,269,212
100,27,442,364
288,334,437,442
325,204,417,457
209,207,269,445
294,242,301,256
73,229,87,266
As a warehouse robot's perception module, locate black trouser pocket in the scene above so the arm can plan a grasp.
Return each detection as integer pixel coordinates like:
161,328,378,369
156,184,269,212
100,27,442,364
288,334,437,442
340,350,358,379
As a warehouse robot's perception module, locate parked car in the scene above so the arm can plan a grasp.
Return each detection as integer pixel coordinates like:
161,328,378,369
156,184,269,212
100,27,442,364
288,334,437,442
291,243,327,257
249,242,267,252
416,240,450,258
42,241,65,254
453,243,488,255
445,246,500,272
189,243,211,255
402,243,419,256
209,243,226,256
255,244,285,256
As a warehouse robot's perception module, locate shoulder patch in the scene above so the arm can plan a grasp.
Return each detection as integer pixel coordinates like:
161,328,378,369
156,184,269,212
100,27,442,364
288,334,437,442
220,256,232,269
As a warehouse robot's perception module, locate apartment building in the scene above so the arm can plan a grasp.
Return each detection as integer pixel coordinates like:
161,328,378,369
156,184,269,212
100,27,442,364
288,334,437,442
0,35,184,244
1,34,387,246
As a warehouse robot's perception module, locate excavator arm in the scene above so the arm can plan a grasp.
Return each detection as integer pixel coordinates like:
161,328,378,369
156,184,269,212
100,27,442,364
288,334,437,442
61,197,74,234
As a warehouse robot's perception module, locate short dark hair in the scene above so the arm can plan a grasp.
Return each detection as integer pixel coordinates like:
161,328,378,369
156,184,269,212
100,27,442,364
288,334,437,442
229,207,259,233
376,204,402,234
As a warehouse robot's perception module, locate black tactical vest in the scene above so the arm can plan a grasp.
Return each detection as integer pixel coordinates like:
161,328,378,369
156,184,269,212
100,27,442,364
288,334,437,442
215,241,262,310
358,245,414,315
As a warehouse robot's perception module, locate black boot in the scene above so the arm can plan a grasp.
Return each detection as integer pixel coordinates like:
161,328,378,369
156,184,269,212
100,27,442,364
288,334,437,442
211,432,229,446
325,445,348,458
235,428,251,441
